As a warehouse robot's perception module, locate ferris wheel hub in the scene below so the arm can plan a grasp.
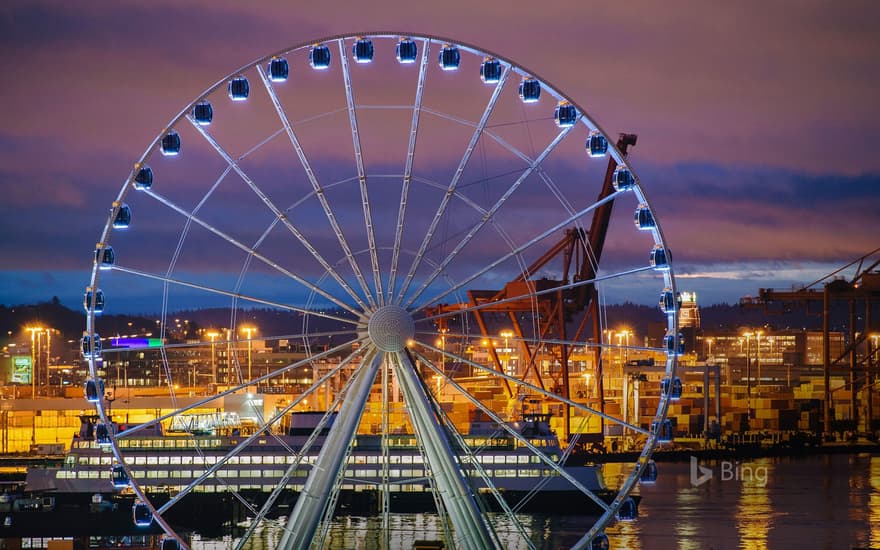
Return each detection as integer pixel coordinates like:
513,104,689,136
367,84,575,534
367,305,415,352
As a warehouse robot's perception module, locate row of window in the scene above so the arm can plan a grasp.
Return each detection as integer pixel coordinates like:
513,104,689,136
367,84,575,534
59,469,295,480
130,483,427,493
75,436,559,451
70,451,546,467
74,438,227,450
467,469,560,478
345,469,425,479
58,466,559,481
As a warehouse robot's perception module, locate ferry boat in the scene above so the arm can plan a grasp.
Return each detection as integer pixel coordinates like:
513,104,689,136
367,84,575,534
17,412,630,533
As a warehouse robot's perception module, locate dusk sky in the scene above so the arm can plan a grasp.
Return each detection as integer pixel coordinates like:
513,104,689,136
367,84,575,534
1,1,878,311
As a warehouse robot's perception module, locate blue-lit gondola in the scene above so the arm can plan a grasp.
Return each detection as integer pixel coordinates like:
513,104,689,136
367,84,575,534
634,204,655,230
113,203,131,229
309,44,331,69
652,418,675,443
192,100,213,126
616,496,638,521
480,57,502,83
95,423,112,446
267,57,289,82
396,37,417,64
81,334,102,359
640,460,659,483
659,288,681,314
83,288,105,314
590,533,610,550
650,245,670,271
110,464,130,489
661,376,684,400
160,131,180,156
554,101,577,127
84,378,104,403
133,165,152,190
586,131,608,158
352,37,374,63
438,44,460,70
132,501,152,527
519,77,541,103
664,332,684,355
160,538,181,550
95,246,115,270
228,76,249,101
612,165,634,191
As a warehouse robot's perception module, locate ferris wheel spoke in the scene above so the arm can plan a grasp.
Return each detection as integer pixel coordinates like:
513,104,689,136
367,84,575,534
412,175,491,217
279,351,381,549
255,66,378,314
417,329,659,362
101,329,356,361
409,188,622,314
396,64,511,307
109,264,359,326
186,114,372,312
393,351,501,549
338,38,382,309
236,359,366,550
259,85,376,313
413,349,613,515
387,38,431,301
416,264,655,324
114,337,364,440
417,355,536,548
403,122,577,310
415,340,649,436
416,108,589,237
140,188,360,315
422,107,551,173
157,345,367,516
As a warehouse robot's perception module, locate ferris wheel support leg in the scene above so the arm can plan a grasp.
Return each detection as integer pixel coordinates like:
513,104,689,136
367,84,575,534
394,351,500,550
278,352,381,550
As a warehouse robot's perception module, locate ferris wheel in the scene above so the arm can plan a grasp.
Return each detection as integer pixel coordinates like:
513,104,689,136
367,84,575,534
83,33,680,549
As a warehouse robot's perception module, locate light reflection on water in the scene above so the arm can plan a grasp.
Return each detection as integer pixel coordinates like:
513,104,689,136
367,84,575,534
735,458,772,550
192,454,879,549
871,456,880,548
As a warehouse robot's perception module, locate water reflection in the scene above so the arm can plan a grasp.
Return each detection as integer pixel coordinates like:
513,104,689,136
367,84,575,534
602,461,643,549
735,458,772,550
871,456,880,548
672,490,702,550
188,455,879,549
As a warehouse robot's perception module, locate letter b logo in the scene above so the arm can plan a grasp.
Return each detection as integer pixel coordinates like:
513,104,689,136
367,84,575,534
690,456,712,487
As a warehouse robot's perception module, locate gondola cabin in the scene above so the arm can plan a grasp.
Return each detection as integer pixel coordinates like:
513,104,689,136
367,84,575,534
228,76,250,101
268,57,289,82
396,37,417,63
309,44,331,69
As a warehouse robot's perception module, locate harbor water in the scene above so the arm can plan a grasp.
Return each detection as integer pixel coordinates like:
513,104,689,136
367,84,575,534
185,452,880,549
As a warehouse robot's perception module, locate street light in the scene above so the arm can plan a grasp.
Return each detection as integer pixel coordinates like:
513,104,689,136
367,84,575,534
438,328,448,372
26,326,45,398
755,330,763,388
743,331,753,422
500,330,513,375
207,331,220,386
870,334,879,428
240,326,256,383
44,328,51,389
616,329,631,366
